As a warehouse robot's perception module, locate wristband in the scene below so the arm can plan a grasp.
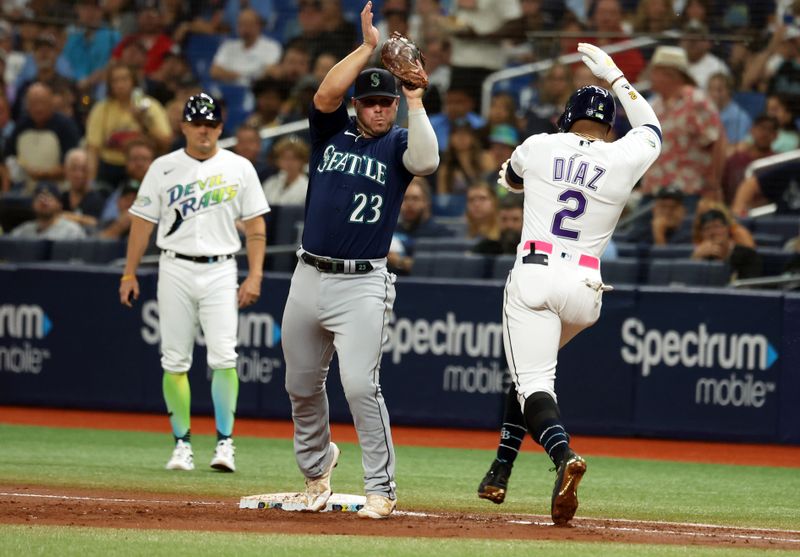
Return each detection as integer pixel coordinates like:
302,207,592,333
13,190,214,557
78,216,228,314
121,274,136,282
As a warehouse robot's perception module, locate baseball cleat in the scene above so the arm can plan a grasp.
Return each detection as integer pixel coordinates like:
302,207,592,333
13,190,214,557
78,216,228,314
478,460,512,504
357,494,396,519
550,450,587,526
210,438,236,472
165,440,194,471
304,442,340,512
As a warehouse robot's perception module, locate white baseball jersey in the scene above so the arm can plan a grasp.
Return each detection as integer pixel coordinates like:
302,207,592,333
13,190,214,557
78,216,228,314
510,126,661,259
130,148,270,256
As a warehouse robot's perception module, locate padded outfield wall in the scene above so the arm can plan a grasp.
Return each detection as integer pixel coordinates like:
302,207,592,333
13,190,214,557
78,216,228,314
0,263,797,444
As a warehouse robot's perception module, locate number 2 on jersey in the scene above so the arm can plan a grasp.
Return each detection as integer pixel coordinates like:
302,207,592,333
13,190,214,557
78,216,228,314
551,189,586,239
349,193,383,223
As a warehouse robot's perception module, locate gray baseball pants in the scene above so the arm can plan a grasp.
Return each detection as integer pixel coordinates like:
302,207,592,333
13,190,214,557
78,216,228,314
282,252,397,498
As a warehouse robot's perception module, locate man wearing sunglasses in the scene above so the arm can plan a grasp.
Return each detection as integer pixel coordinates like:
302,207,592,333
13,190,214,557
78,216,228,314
119,92,270,474
282,1,438,520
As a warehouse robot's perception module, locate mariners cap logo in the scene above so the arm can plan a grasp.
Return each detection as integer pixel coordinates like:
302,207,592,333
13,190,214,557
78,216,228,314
370,72,381,87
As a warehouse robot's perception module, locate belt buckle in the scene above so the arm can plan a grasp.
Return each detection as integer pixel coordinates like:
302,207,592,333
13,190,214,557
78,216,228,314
313,257,325,272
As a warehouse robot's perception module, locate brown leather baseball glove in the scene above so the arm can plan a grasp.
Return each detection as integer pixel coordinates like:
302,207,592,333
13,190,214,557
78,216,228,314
380,31,428,90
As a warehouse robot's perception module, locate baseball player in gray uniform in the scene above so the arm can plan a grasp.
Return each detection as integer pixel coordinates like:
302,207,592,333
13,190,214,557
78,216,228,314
281,2,438,519
119,93,270,473
490,43,662,525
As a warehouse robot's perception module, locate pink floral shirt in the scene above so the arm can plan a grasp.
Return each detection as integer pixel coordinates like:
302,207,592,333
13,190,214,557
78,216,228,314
642,86,723,197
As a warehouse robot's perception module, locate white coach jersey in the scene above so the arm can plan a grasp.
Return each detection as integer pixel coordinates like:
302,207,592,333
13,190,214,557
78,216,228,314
130,148,270,256
510,126,661,259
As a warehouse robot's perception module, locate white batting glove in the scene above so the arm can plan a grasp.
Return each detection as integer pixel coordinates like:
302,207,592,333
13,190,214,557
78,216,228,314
498,159,523,194
577,42,624,84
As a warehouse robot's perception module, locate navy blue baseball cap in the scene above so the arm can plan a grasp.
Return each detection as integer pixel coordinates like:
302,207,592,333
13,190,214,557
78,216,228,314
183,92,222,123
353,68,399,100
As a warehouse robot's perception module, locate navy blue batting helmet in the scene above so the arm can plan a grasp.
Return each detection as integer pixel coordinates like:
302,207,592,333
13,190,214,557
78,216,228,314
557,85,615,133
183,92,222,123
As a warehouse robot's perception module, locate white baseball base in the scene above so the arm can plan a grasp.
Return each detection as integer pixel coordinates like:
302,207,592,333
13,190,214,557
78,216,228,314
239,492,366,512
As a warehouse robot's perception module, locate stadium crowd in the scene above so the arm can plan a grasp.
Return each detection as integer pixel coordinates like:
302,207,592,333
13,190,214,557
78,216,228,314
1,0,799,286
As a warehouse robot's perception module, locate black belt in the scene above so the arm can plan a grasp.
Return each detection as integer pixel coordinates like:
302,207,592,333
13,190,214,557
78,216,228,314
301,252,373,274
165,251,235,263
523,253,549,266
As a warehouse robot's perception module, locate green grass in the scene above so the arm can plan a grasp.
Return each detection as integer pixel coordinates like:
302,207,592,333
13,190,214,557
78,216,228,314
1,424,799,556
2,525,798,557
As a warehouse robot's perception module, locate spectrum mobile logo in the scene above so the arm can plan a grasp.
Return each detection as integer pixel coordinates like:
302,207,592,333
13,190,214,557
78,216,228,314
0,304,53,339
620,318,778,377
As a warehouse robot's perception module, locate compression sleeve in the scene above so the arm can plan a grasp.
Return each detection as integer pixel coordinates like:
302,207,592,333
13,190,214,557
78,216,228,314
612,78,662,143
402,108,440,176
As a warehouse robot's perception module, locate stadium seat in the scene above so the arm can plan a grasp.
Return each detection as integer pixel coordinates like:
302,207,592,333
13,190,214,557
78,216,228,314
756,247,795,276
411,252,490,279
491,254,516,279
431,194,467,217
732,91,766,120
184,33,223,85
50,239,127,263
601,258,640,285
0,237,51,262
413,237,478,253
0,195,34,233
210,83,253,131
646,259,730,287
750,216,800,244
751,232,785,248
648,244,694,259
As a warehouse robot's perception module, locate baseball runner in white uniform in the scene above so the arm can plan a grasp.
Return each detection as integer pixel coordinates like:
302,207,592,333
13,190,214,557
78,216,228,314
489,43,662,525
119,93,270,473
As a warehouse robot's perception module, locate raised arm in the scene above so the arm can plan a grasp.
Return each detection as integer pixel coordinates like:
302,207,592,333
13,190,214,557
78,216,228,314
401,83,439,176
577,42,661,138
313,2,380,113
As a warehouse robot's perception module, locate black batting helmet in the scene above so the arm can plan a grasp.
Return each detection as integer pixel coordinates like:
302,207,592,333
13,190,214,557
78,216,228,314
183,92,222,123
557,85,615,133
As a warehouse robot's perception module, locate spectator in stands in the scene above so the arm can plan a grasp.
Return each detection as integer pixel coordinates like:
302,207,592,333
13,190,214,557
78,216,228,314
680,21,731,90
0,93,13,158
232,124,272,182
5,82,81,195
112,0,174,76
0,20,26,94
677,0,713,29
706,72,752,146
502,0,558,64
732,157,800,217
438,0,522,108
765,93,800,153
436,118,494,195
261,136,309,206
520,63,573,136
583,0,645,82
691,207,762,280
631,0,677,36
465,181,500,241
60,147,104,230
692,199,755,247
647,186,693,245
262,38,311,84
11,33,75,122
99,137,154,225
485,124,519,190
472,194,523,255
96,181,138,239
210,8,282,87
85,62,171,191
429,87,485,152
481,92,519,144
145,45,191,106
246,77,290,131
312,52,338,84
280,75,319,128
641,45,726,200
10,181,87,240
388,176,452,274
59,0,120,97
721,115,777,205
286,0,356,63
418,35,451,115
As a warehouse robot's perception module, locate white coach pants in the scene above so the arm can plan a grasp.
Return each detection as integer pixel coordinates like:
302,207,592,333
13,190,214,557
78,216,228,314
157,254,239,372
502,259,604,405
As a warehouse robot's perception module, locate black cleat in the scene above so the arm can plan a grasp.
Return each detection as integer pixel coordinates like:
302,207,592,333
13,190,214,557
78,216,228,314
551,450,587,526
478,460,512,504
